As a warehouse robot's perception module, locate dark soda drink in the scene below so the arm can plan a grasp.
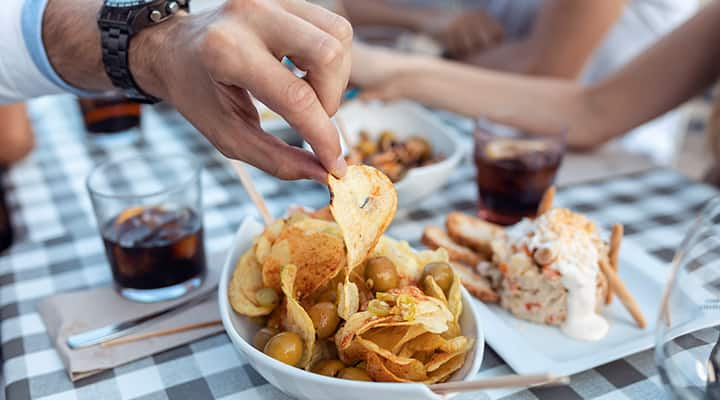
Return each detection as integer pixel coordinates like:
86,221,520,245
78,97,141,134
474,134,564,225
102,206,206,290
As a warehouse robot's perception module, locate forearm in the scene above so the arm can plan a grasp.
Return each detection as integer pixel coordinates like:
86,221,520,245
462,41,536,74
587,2,720,138
394,56,591,144
342,0,430,31
44,0,109,91
44,0,173,98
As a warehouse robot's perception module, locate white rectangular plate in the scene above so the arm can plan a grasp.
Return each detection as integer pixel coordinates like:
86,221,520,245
475,238,719,376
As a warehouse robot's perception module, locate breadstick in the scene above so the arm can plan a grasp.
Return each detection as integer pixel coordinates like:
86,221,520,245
598,258,646,328
537,186,556,216
606,224,624,304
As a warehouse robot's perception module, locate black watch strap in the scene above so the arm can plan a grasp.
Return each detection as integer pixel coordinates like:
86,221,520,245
101,26,160,104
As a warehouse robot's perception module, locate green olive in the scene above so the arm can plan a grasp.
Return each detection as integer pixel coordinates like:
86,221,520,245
311,359,346,377
256,288,279,308
264,331,304,366
365,257,399,292
337,367,373,381
422,262,454,293
308,302,340,339
252,327,278,350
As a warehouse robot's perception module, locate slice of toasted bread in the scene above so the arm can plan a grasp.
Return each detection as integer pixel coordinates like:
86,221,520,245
446,212,504,256
422,226,482,266
450,262,500,303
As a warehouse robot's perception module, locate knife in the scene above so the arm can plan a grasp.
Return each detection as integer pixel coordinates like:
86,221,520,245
66,285,218,349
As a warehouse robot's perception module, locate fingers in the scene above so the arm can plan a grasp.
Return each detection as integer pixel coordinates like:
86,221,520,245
244,129,329,182
234,52,346,178
275,0,353,116
259,9,349,118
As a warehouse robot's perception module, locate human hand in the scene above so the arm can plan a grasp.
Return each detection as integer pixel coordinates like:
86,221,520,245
131,0,353,183
421,10,504,58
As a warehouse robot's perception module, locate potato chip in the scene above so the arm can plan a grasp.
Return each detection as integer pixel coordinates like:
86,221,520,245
372,237,449,285
229,249,274,316
424,353,467,384
337,281,360,320
335,311,393,350
384,356,428,381
403,332,447,353
391,325,427,354
381,287,454,334
255,235,272,265
362,326,413,352
329,165,397,270
263,219,345,298
307,339,337,370
356,337,416,365
426,336,474,372
441,336,472,353
365,352,410,383
280,264,316,368
447,271,463,323
422,275,447,304
338,338,367,365
442,320,462,339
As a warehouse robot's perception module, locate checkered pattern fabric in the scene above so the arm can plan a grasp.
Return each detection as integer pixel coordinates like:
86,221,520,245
1,95,719,400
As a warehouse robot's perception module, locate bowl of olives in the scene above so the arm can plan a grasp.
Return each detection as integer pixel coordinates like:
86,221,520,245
219,217,485,400
306,100,464,209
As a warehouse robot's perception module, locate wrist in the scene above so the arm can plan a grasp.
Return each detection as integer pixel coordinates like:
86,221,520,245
128,11,187,101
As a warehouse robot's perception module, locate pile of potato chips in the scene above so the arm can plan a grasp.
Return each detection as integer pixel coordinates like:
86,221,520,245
229,166,474,383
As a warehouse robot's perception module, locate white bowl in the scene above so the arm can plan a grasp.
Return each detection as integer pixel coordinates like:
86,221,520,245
306,100,464,209
219,217,484,400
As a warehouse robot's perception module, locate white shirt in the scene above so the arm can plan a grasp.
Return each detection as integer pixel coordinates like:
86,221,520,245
394,0,700,162
0,0,89,104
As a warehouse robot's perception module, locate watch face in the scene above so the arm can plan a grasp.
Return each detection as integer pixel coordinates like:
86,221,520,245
105,0,156,7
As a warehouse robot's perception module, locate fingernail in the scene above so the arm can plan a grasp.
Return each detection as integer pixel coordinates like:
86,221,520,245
330,155,347,178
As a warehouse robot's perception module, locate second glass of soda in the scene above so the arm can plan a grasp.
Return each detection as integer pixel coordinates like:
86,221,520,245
87,154,206,302
474,119,566,225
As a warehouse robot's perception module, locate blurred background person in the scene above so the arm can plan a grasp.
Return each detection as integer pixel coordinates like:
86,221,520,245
350,0,698,163
0,103,34,166
351,1,720,177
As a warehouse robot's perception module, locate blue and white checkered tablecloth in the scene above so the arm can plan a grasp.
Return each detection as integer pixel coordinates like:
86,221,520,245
1,95,719,400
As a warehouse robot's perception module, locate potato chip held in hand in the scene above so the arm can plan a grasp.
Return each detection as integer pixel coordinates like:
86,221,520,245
329,165,397,270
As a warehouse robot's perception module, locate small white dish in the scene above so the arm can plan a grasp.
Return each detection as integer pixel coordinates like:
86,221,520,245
219,217,484,400
475,238,720,376
307,100,464,209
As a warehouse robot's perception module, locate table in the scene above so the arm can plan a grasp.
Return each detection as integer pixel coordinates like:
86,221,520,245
1,95,718,400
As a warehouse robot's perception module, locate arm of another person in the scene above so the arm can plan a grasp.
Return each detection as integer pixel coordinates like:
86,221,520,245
361,2,720,150
0,103,34,165
464,0,626,78
342,0,503,56
342,0,436,31
0,0,352,182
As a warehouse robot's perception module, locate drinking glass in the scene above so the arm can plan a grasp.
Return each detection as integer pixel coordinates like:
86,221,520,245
78,93,142,145
473,119,565,225
86,154,206,302
656,196,720,398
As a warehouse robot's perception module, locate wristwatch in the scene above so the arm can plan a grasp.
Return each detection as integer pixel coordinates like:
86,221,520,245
98,0,190,103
